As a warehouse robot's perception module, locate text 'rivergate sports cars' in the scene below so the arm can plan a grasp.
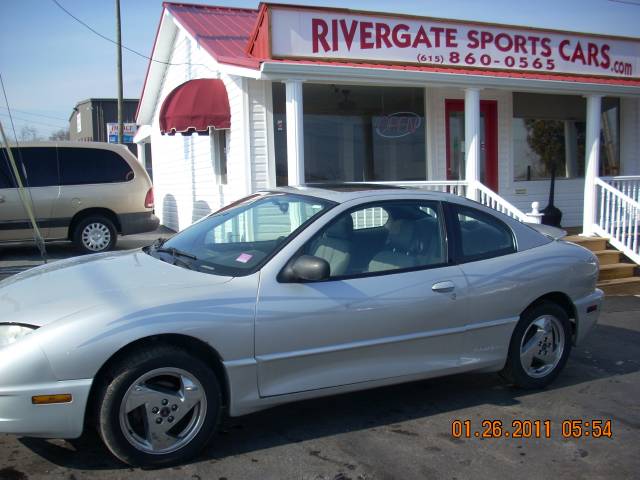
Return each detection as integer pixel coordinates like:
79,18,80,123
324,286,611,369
0,184,602,467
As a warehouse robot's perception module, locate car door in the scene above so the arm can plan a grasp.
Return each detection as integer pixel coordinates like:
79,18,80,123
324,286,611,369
255,199,470,398
0,151,27,241
444,202,522,367
0,146,59,240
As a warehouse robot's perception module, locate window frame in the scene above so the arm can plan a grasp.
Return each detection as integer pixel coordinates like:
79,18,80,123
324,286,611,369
6,147,61,188
444,202,517,264
155,192,338,277
58,147,135,186
210,128,228,185
280,199,451,283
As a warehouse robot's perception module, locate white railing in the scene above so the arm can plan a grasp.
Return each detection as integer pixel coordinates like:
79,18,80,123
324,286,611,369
356,180,541,224
594,177,640,265
474,181,538,223
601,176,640,204
370,180,468,197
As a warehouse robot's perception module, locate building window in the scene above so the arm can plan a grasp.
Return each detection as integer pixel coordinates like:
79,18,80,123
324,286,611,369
512,93,620,181
210,128,228,185
272,83,426,185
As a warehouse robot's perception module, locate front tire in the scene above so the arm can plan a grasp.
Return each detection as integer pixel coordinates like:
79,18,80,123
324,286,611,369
96,345,221,468
73,216,117,253
501,301,572,389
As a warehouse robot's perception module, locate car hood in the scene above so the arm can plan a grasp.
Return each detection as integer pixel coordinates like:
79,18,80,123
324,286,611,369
0,249,233,327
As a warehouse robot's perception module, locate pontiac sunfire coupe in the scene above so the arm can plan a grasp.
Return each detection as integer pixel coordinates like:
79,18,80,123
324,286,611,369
0,185,603,467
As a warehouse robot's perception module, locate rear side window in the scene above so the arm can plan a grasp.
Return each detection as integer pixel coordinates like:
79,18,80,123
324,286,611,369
0,150,17,188
449,204,516,262
59,148,134,185
9,147,59,187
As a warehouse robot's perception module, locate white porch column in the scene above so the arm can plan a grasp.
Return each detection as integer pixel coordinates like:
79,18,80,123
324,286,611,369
285,80,305,185
136,142,146,167
582,95,602,236
464,88,481,201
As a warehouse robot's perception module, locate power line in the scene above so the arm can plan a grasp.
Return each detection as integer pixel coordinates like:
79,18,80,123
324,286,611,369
608,0,640,5
0,106,67,122
0,113,67,130
50,0,211,69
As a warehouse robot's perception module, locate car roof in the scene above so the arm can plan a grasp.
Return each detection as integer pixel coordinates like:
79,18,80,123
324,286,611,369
269,183,461,204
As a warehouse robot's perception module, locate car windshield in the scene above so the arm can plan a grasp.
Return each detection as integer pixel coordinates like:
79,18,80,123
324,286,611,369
147,192,334,276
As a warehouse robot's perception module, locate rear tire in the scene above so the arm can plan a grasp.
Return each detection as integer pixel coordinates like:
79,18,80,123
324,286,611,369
96,345,221,468
501,301,571,389
73,216,117,253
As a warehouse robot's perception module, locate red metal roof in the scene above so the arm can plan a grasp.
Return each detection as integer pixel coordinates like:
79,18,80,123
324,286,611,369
160,2,640,88
164,2,260,69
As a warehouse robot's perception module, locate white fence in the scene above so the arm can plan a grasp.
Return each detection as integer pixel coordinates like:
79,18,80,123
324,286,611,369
355,180,540,224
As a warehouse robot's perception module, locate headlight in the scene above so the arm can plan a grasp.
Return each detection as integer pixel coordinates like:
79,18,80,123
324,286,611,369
0,324,37,348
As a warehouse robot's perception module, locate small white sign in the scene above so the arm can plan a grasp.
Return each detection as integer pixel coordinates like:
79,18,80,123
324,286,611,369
76,111,81,133
270,8,640,79
107,123,137,143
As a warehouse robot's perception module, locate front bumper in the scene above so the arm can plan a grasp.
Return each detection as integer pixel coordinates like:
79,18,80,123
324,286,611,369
573,288,604,345
0,378,92,438
0,338,92,439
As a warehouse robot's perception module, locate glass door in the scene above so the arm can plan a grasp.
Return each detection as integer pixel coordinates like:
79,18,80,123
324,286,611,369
445,100,498,192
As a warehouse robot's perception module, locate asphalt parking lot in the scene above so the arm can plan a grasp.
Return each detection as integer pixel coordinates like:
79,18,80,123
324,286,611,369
0,240,639,480
0,228,174,281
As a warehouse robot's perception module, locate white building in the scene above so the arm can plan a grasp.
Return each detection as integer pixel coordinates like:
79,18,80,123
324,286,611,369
135,2,640,265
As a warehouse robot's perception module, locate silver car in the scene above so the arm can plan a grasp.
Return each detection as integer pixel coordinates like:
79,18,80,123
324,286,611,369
0,185,603,467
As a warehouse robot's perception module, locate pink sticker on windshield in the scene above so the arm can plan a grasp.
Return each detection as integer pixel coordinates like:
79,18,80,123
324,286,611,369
236,253,253,263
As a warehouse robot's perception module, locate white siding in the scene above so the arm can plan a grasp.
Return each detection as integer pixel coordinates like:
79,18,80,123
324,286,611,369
621,97,640,176
248,79,274,190
148,28,253,232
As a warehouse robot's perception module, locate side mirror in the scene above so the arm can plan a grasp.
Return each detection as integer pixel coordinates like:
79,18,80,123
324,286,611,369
283,255,330,282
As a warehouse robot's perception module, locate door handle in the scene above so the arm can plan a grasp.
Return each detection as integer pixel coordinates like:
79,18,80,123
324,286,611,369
432,281,455,293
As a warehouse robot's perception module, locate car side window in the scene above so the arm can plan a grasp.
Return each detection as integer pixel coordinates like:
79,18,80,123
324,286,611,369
300,200,447,279
59,148,134,185
0,150,17,188
450,204,516,262
8,147,60,187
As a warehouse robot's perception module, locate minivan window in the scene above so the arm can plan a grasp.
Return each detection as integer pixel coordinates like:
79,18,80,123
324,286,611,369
9,147,59,187
59,148,134,185
0,152,16,188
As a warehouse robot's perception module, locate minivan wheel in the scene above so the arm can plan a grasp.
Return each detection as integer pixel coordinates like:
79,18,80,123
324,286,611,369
97,345,221,468
73,216,117,253
500,302,571,389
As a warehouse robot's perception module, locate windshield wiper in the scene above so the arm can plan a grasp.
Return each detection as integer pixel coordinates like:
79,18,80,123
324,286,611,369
156,248,198,271
155,246,198,261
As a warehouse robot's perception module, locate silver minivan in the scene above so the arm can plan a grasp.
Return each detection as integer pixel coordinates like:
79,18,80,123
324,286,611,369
0,141,159,253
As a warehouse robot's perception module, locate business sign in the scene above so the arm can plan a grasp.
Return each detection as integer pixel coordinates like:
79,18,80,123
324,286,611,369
374,112,422,138
107,123,137,143
269,7,640,79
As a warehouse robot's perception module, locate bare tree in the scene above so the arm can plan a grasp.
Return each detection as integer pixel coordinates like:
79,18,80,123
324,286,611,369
19,125,42,141
49,128,70,141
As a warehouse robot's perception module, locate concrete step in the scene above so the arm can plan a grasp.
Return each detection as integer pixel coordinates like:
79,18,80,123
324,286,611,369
593,250,622,265
598,263,636,281
564,235,608,252
597,277,640,295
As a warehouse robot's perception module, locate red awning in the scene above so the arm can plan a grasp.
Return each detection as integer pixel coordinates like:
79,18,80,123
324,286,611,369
159,78,230,135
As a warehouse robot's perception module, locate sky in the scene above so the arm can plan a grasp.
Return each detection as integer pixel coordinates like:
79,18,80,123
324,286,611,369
1,0,639,139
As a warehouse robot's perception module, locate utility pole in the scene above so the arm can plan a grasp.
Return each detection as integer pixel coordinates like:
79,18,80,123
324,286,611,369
115,0,124,144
